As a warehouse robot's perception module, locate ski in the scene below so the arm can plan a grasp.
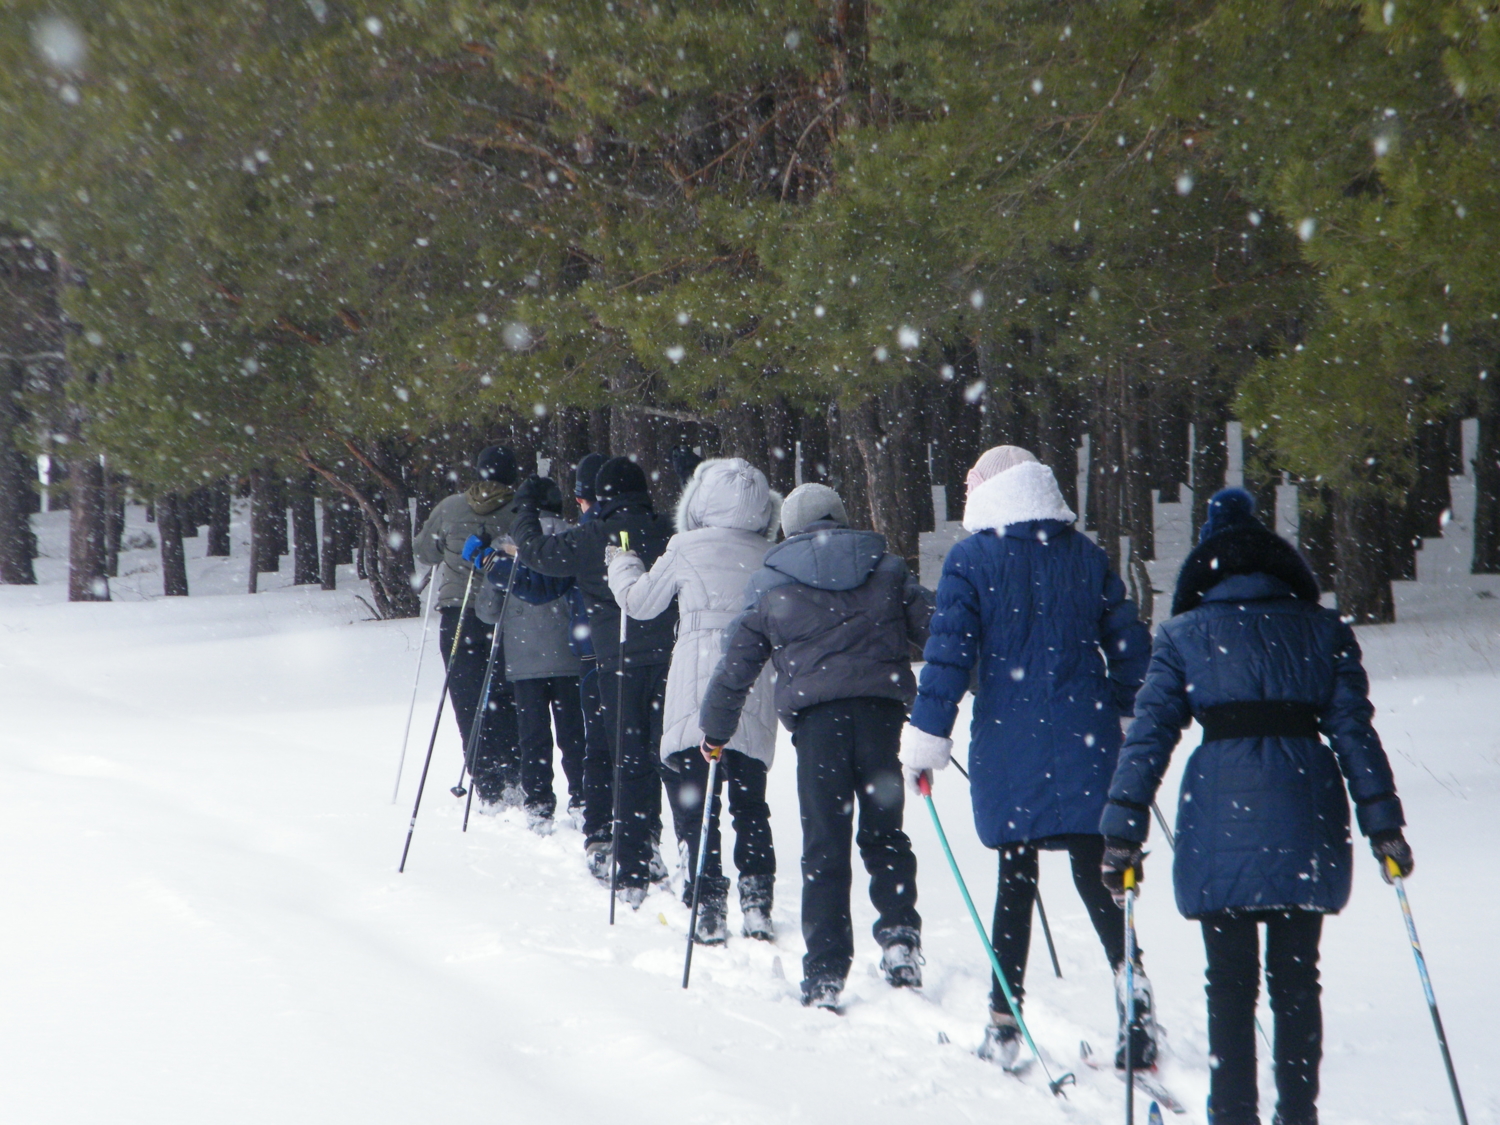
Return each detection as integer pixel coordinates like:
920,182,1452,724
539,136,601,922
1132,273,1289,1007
1148,1101,1165,1125
1080,1041,1188,1115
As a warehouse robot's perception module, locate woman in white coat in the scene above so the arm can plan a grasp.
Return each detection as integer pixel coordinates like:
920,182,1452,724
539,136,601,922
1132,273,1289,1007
607,458,779,945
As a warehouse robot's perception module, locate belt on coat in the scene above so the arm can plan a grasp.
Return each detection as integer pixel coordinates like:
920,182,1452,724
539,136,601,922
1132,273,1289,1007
1197,701,1321,742
677,609,739,632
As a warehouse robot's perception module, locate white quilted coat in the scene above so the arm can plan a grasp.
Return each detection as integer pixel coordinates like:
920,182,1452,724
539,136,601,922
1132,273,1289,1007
607,458,780,765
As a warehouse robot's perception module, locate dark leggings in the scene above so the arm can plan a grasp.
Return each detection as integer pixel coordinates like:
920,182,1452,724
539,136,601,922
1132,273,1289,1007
439,607,518,801
1201,910,1323,1125
661,747,775,900
990,834,1127,1013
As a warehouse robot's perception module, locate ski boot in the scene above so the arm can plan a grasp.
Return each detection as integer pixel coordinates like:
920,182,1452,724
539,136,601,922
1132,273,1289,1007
801,978,843,1011
1115,960,1161,1070
565,798,585,831
584,836,613,883
977,1010,1023,1069
739,873,775,942
648,836,670,885
879,928,924,989
526,805,555,836
616,884,647,911
500,783,525,809
692,878,730,946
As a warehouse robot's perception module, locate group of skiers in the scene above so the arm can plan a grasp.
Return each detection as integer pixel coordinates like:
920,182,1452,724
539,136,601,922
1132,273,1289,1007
414,439,1415,1125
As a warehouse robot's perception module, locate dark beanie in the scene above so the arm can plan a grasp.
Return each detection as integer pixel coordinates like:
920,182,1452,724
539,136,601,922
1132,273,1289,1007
573,452,607,501
594,456,649,502
1199,487,1258,543
669,445,703,486
475,445,518,485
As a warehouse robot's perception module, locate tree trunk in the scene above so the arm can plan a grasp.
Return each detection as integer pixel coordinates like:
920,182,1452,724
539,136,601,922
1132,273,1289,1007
103,472,125,578
291,471,320,584
158,492,188,596
1298,483,1337,593
848,383,928,570
0,359,35,584
252,468,279,574
206,479,232,557
1122,378,1155,562
319,495,340,591
1090,407,1124,573
1333,491,1395,624
248,468,262,594
1190,409,1229,541
764,397,797,497
798,404,832,488
1152,391,1190,505
67,454,109,601
180,488,202,537
826,400,871,528
268,469,288,560
1475,376,1500,573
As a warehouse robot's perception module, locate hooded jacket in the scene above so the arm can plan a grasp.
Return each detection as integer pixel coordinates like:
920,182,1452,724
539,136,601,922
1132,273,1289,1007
476,513,584,682
511,488,677,670
699,520,933,742
606,459,780,765
414,486,524,609
1101,521,1405,918
909,461,1150,847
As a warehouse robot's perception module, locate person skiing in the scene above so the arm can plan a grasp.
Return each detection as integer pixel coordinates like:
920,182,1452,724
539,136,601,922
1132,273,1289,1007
469,477,586,834
508,456,678,907
413,445,523,808
699,483,933,1009
606,457,780,946
898,446,1153,1070
1099,487,1412,1125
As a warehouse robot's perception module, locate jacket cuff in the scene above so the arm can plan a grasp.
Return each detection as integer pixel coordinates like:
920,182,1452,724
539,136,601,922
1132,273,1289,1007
1099,800,1150,843
1354,794,1405,837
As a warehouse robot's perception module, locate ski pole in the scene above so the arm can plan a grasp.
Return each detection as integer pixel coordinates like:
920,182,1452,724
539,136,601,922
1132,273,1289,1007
1387,857,1469,1125
608,531,631,924
682,745,722,989
916,772,1075,1097
392,566,439,803
398,567,476,872
1124,866,1138,1125
951,756,1062,979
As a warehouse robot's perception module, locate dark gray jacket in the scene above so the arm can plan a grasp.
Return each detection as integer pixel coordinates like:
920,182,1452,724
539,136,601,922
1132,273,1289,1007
475,514,583,682
699,521,934,741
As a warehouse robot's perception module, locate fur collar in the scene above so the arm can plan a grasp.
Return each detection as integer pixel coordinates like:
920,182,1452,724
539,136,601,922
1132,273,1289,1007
962,460,1076,534
1172,523,1321,616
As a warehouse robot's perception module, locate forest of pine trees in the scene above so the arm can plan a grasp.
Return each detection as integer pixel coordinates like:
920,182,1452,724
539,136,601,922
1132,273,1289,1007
2,0,1499,622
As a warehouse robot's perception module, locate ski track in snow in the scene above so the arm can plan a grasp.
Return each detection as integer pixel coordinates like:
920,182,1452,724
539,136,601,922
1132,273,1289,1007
1,500,1496,1124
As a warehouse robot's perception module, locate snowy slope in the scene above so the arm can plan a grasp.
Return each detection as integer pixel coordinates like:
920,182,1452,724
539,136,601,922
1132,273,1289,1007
0,501,1495,1124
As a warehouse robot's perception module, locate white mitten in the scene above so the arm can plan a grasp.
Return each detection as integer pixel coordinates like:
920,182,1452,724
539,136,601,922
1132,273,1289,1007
899,724,953,792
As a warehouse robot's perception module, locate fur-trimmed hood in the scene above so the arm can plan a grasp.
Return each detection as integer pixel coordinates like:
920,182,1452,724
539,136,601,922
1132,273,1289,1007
675,457,780,540
1172,522,1321,616
962,460,1076,534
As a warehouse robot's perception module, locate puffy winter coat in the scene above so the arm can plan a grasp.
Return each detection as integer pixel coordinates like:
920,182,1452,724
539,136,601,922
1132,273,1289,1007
607,458,780,765
414,485,522,608
476,514,584,682
1100,522,1405,918
910,461,1151,848
501,507,598,660
512,490,678,671
700,520,934,741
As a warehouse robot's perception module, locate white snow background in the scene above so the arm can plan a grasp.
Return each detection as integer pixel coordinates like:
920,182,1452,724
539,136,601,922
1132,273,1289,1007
0,477,1495,1125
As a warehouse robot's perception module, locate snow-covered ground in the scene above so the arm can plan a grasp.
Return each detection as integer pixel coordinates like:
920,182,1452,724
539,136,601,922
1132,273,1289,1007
1,492,1496,1125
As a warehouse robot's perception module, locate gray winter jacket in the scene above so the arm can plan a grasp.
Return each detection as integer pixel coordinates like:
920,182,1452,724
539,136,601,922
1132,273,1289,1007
476,513,583,682
607,458,780,764
414,486,523,608
699,519,934,742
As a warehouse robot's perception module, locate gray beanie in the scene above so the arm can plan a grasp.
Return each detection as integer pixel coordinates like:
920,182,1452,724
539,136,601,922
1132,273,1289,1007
781,483,848,537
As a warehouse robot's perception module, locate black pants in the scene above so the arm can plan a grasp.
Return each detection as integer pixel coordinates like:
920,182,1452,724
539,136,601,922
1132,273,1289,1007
439,607,518,801
512,676,586,817
593,661,668,889
1201,910,1323,1125
990,834,1127,1013
791,697,920,988
661,747,775,901
578,661,613,838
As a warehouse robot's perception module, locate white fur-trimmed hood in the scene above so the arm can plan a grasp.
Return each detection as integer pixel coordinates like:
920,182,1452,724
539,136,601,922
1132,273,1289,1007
961,459,1076,534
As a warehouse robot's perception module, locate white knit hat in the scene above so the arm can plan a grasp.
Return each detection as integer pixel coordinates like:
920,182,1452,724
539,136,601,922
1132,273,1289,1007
966,445,1038,495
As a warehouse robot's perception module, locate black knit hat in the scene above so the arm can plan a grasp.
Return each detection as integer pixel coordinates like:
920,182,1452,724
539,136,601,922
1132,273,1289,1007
475,445,518,485
594,456,649,502
573,452,607,501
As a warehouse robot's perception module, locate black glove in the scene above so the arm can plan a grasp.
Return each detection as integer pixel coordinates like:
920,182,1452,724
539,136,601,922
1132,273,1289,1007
1100,837,1145,906
700,738,725,763
1370,829,1414,883
513,475,550,510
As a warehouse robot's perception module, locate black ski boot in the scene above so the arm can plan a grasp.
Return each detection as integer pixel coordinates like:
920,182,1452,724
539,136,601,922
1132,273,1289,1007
739,873,775,941
584,835,612,883
879,927,924,989
977,1010,1023,1069
693,876,730,946
1114,960,1160,1069
801,977,843,1011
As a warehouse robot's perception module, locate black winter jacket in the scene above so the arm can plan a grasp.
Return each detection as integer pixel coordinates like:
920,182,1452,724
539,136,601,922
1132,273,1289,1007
511,490,678,670
699,520,934,741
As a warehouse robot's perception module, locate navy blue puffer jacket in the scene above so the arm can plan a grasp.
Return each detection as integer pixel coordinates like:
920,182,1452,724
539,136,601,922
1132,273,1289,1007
1100,526,1405,919
910,516,1150,848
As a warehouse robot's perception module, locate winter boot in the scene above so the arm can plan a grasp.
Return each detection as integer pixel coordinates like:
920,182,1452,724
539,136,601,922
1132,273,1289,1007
692,878,730,946
801,978,843,1011
526,806,555,836
616,884,647,911
879,928,924,989
584,836,613,883
739,873,775,942
500,783,525,809
1114,960,1160,1070
648,836,670,885
565,797,585,831
977,1010,1023,1070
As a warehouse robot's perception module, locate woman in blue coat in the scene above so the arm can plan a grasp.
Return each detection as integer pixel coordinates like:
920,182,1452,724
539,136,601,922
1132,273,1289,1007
1099,488,1413,1125
900,446,1152,1068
